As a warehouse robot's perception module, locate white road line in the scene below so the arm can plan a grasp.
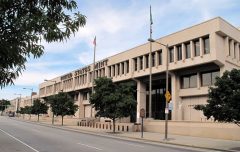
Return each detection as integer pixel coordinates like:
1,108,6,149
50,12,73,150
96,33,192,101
77,142,103,151
116,141,145,148
0,128,39,152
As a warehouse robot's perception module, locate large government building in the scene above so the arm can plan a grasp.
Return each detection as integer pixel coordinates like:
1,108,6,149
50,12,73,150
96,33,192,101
37,17,240,123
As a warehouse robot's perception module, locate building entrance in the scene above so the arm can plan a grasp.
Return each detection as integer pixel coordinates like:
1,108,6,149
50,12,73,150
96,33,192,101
146,79,171,120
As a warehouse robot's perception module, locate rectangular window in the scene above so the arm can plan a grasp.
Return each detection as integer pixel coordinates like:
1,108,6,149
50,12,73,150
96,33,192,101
185,42,191,58
201,70,220,86
233,42,236,58
229,40,231,56
126,60,129,73
113,66,115,76
140,56,143,70
121,63,124,74
181,74,197,89
152,53,155,66
108,67,111,77
117,64,120,75
158,50,162,65
134,58,137,71
145,55,149,68
194,40,200,56
203,37,210,54
177,45,182,61
169,47,174,62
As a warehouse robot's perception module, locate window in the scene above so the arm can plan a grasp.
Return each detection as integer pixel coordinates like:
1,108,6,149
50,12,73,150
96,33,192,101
203,37,210,54
152,53,155,66
113,66,115,76
158,50,162,65
194,40,200,56
121,63,124,74
181,74,197,89
140,56,143,70
201,70,220,86
169,47,174,62
117,64,120,75
185,43,191,58
134,58,137,71
177,45,182,61
126,60,129,73
145,55,149,68
83,92,88,100
229,39,231,56
233,42,236,58
108,67,111,77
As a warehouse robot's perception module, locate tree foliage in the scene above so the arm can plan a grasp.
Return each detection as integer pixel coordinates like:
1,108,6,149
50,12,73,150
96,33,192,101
0,0,86,88
31,99,49,122
90,77,136,133
195,69,240,126
0,99,10,115
46,92,78,125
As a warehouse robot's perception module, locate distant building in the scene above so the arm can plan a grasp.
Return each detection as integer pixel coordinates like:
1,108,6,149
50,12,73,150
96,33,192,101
39,17,240,122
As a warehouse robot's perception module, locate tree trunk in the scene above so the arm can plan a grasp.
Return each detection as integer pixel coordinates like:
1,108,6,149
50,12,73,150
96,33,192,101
113,118,115,133
61,115,64,126
38,114,39,122
52,114,54,125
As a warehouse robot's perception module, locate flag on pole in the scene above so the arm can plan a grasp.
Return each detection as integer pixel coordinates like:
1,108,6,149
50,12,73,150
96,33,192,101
150,5,153,25
93,36,96,46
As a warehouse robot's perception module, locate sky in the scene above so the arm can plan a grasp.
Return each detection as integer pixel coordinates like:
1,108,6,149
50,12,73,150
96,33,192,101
1,0,240,100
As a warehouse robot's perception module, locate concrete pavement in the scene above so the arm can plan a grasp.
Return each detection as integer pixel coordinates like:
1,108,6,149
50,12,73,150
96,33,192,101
14,116,240,152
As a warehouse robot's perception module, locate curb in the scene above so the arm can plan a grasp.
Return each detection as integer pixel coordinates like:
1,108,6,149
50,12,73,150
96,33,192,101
13,118,239,152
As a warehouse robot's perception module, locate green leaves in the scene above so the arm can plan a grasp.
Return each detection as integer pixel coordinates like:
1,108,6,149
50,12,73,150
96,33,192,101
194,69,240,126
0,99,10,112
0,0,86,88
31,99,48,115
90,77,137,121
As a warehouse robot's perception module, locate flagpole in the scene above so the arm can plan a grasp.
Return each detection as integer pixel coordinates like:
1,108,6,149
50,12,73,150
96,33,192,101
91,36,96,118
149,5,153,118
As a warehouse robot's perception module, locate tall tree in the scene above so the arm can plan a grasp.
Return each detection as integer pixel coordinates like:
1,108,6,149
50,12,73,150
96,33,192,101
24,106,32,119
90,77,136,133
31,99,49,122
195,69,240,127
47,92,78,126
0,99,10,115
0,0,86,88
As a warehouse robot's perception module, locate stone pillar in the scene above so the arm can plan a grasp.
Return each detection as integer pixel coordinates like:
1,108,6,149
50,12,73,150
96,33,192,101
230,40,234,58
200,37,204,56
79,92,85,118
190,40,194,58
119,63,122,76
236,43,240,61
174,46,177,62
182,43,186,61
136,80,146,123
137,57,140,71
143,55,146,70
225,36,229,56
124,61,127,75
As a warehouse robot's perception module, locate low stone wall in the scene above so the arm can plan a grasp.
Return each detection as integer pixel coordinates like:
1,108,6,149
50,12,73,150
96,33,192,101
144,120,240,140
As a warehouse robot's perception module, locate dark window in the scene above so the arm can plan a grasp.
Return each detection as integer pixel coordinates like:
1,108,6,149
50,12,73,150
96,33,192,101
152,53,155,66
194,40,200,56
169,47,174,63
126,60,129,73
140,56,143,70
181,74,197,89
203,37,210,54
117,64,120,75
234,42,236,58
185,43,191,58
201,70,220,86
177,45,182,61
113,66,115,76
109,67,111,77
83,92,88,100
145,55,149,68
229,40,231,56
158,50,162,65
121,63,124,74
134,58,137,71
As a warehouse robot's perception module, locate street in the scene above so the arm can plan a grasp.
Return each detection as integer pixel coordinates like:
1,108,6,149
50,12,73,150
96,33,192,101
0,116,210,152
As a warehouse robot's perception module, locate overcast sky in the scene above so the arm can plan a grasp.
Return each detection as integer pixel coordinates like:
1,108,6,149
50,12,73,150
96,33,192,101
1,0,240,100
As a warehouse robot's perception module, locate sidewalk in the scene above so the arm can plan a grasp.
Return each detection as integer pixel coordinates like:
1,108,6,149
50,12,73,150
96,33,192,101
15,118,240,152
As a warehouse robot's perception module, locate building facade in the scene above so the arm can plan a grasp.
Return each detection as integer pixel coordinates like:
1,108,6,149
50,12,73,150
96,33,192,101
39,17,240,123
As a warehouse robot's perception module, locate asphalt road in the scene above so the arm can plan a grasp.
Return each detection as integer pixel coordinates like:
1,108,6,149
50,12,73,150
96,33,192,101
0,116,211,152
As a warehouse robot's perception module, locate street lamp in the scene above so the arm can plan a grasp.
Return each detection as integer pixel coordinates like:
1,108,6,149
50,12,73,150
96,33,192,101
14,93,21,116
23,88,33,106
148,38,170,140
44,79,57,125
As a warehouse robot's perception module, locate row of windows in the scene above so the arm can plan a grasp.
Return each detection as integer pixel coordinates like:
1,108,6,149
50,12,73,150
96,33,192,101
228,39,240,60
108,60,129,77
133,50,162,71
181,70,219,89
63,79,73,90
169,36,209,62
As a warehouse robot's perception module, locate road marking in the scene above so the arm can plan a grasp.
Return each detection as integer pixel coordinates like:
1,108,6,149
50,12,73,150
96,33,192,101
0,128,39,152
116,141,145,148
77,142,102,151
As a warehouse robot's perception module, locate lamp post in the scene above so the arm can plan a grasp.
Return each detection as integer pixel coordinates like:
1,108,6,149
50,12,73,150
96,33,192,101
14,93,21,116
44,79,57,125
148,38,170,140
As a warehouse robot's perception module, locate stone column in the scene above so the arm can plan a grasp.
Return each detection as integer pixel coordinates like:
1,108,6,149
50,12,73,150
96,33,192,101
225,36,229,56
79,92,84,118
136,80,146,123
182,43,186,61
190,40,194,58
200,37,204,56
